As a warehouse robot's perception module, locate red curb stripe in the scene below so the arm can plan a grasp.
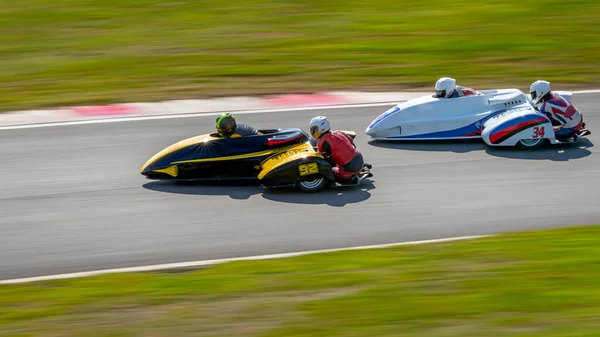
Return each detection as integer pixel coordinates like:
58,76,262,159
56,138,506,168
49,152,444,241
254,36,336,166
72,105,136,116
263,94,348,106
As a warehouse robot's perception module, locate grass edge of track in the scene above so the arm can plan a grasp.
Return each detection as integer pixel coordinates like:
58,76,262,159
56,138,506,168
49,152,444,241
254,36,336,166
2,225,600,336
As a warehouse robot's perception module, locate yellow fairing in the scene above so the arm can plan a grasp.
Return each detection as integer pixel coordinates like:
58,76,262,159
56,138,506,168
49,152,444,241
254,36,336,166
258,144,323,180
140,133,219,173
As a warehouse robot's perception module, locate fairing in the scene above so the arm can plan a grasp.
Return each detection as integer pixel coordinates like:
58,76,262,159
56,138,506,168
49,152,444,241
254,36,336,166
481,107,554,146
140,128,311,180
365,89,531,140
258,148,334,188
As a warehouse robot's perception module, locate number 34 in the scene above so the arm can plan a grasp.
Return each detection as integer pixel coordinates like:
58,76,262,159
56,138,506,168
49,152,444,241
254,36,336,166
532,126,545,138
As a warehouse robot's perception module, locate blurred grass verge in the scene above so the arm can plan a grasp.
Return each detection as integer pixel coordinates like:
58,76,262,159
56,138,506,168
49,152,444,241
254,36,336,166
1,0,599,111
2,225,600,336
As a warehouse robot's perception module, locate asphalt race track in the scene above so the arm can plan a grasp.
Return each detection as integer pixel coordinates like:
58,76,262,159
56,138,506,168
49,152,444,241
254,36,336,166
1,93,599,280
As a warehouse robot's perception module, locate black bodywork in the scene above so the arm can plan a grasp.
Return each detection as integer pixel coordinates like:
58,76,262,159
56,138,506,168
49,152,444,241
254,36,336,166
141,128,310,181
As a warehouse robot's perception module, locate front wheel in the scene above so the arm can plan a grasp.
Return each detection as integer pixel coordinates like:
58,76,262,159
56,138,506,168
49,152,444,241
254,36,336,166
516,138,545,150
297,176,327,193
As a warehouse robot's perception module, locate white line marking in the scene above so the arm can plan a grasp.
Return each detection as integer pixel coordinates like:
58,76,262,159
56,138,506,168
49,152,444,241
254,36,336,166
0,102,398,131
0,235,491,284
1,89,598,131
572,89,600,94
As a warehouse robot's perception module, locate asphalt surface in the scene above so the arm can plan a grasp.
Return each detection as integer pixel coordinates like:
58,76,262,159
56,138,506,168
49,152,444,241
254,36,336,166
1,93,599,280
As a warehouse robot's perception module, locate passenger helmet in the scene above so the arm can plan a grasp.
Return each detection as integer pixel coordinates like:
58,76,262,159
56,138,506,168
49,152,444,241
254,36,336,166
434,77,456,98
530,80,551,104
216,113,237,137
309,116,331,139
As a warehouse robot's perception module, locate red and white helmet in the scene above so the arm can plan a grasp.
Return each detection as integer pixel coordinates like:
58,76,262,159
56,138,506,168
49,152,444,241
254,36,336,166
530,80,551,104
434,77,456,98
309,116,331,139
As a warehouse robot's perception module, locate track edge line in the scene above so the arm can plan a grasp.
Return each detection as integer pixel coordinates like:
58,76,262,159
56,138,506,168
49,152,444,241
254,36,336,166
0,234,492,284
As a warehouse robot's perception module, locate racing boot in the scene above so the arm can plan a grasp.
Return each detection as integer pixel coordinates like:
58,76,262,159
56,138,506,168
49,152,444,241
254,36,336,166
579,128,591,137
364,162,372,169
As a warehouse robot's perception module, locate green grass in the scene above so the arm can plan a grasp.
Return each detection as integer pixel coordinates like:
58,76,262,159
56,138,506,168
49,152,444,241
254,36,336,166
2,225,600,336
1,0,599,111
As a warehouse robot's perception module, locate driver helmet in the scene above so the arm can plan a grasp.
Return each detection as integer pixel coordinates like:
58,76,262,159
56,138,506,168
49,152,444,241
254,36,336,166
309,116,331,139
216,113,237,137
530,80,551,104
434,77,456,98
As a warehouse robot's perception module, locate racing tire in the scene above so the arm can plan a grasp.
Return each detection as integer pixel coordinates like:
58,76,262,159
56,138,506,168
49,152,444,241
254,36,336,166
516,138,545,150
297,176,327,193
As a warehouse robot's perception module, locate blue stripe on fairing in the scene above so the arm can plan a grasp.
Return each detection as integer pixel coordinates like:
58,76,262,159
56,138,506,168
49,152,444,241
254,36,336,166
390,121,480,139
368,106,401,128
387,108,508,139
489,112,540,132
489,115,548,142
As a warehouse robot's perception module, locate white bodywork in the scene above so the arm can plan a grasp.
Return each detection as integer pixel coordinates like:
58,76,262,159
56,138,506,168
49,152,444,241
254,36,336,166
480,106,555,147
365,88,574,147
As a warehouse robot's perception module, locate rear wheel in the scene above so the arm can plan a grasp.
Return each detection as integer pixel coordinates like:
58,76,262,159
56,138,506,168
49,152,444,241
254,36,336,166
517,138,545,150
297,176,326,193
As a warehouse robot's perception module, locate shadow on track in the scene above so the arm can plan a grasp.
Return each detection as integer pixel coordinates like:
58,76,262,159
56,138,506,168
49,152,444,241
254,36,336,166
368,139,486,153
368,138,593,161
143,180,262,200
261,180,376,207
485,139,594,161
142,179,375,207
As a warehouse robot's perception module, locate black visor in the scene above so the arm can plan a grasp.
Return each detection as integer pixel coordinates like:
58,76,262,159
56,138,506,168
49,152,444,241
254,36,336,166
310,126,320,138
435,89,446,98
530,91,537,101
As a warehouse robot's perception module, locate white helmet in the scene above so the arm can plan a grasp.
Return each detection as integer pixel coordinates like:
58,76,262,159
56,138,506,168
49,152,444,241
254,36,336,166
434,77,456,98
530,80,551,104
309,116,331,139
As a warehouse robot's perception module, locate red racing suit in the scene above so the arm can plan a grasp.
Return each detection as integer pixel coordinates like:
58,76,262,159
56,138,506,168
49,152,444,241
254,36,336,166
317,130,364,180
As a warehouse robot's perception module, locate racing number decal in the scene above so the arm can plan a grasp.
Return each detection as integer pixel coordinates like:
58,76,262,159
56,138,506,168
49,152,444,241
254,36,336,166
533,126,545,138
298,162,318,176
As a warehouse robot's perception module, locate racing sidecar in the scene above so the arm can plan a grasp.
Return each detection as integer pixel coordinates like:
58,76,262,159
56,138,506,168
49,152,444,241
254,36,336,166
365,88,590,149
140,128,372,193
